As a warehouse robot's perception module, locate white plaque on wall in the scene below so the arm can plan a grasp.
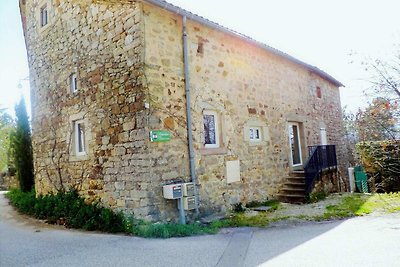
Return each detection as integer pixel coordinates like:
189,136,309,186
226,160,240,184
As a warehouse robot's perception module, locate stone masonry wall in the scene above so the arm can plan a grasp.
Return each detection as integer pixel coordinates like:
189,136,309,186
21,0,158,219
22,0,345,222
142,3,344,219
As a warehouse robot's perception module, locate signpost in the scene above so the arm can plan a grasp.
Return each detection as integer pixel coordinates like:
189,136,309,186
150,130,172,143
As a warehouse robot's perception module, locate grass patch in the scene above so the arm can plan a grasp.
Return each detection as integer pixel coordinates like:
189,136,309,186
209,213,270,228
323,195,373,219
363,193,400,213
202,194,400,229
388,206,400,213
127,218,218,238
323,193,400,219
228,213,270,227
218,199,284,228
129,212,283,238
294,214,309,220
307,191,328,203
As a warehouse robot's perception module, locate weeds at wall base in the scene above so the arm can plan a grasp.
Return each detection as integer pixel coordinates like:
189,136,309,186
5,190,400,238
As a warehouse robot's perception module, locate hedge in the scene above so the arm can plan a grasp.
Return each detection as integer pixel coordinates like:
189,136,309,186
356,140,400,192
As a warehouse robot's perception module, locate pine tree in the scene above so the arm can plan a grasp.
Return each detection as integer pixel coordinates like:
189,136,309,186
10,98,34,192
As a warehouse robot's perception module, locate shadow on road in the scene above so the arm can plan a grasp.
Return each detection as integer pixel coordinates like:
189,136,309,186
245,220,345,266
244,194,380,266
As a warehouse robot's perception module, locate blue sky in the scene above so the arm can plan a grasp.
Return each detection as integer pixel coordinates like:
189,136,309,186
0,1,30,116
1,0,400,116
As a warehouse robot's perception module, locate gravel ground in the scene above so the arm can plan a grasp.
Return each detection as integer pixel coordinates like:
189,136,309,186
271,193,348,219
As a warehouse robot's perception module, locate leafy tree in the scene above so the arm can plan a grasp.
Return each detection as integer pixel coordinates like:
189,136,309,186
345,43,400,190
361,43,400,138
10,98,34,192
356,97,398,141
0,108,12,128
364,44,400,102
342,97,398,169
0,108,14,172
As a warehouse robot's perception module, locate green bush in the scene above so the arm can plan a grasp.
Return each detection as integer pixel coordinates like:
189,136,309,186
6,188,36,215
6,189,217,237
6,189,125,233
356,140,400,192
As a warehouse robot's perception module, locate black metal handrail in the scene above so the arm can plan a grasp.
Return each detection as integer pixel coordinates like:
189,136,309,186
304,145,337,194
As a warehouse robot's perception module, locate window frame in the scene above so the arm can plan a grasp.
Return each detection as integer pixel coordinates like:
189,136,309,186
74,120,86,156
40,4,48,27
288,122,303,167
203,110,220,149
243,120,269,145
316,86,322,99
69,73,78,93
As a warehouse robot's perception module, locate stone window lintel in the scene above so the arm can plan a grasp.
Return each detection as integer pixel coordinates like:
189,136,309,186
36,0,52,33
68,113,91,161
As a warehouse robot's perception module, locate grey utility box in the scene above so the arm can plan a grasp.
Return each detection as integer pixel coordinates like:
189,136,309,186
163,184,182,199
178,196,197,210
182,183,195,197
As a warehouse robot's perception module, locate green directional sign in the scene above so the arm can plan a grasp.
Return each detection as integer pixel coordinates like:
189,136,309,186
150,130,172,142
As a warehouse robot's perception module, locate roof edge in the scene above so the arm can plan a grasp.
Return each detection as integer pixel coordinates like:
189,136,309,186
141,0,344,87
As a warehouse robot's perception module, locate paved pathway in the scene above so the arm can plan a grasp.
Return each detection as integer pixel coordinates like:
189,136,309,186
1,191,400,267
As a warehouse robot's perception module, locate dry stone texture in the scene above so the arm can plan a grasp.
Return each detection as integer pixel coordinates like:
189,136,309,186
21,0,346,222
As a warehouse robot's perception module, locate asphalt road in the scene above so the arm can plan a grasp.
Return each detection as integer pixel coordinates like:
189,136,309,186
1,191,400,267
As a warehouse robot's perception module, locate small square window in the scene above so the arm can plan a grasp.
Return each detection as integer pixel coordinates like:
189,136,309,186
249,127,261,141
203,110,219,148
316,86,322,98
74,121,86,156
40,5,48,27
69,73,78,93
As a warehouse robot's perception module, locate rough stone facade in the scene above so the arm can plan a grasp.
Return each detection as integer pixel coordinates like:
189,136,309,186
21,0,345,222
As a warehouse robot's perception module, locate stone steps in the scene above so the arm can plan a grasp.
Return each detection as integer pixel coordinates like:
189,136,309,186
284,182,305,187
276,194,305,204
277,171,306,203
280,187,305,193
290,170,306,177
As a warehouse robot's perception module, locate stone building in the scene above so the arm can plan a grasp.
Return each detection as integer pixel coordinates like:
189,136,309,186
20,0,345,221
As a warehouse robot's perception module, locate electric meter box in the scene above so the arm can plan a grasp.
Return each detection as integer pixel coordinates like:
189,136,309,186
178,196,197,210
182,183,195,197
163,184,182,199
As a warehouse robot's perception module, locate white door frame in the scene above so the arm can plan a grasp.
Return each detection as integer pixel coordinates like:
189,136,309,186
320,127,327,145
288,122,303,168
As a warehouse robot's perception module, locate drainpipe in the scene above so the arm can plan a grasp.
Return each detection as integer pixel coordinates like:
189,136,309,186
182,16,199,215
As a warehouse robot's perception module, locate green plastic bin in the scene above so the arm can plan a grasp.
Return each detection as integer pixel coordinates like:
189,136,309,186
354,166,369,193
